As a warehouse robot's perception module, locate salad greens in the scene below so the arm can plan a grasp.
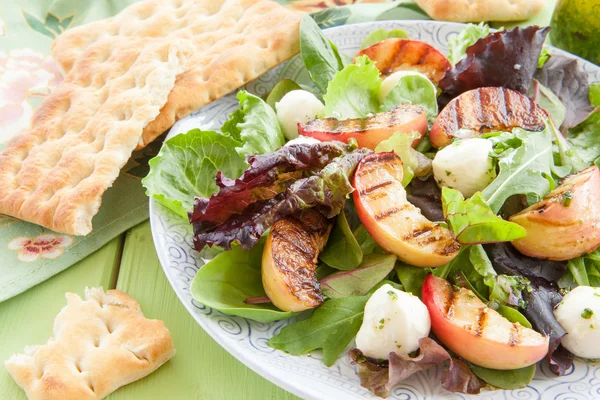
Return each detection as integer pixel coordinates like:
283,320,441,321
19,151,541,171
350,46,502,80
447,22,490,64
360,28,408,49
320,210,363,270
265,79,302,109
591,83,600,106
567,111,600,166
375,131,421,187
381,72,438,120
469,364,536,390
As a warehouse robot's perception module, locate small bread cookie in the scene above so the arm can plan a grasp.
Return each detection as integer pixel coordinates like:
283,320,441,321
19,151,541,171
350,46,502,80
415,0,544,22
5,288,175,400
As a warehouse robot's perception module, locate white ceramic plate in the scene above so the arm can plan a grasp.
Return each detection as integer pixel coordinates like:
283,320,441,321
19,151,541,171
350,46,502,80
150,20,600,400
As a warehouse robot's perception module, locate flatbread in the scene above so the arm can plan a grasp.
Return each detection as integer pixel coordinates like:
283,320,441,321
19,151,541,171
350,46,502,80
0,37,192,235
5,287,175,400
52,0,302,149
415,0,544,22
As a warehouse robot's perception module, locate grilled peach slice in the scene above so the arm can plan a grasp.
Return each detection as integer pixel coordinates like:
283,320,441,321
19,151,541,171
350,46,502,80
510,166,600,261
262,209,332,312
430,87,547,148
298,105,427,150
353,152,459,267
422,274,549,370
356,38,451,83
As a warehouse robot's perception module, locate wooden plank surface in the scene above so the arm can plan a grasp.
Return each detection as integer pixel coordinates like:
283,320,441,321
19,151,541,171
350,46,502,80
0,237,123,399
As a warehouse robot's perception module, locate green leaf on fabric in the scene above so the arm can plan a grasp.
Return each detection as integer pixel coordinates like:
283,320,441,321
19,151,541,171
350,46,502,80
323,55,382,119
269,295,369,366
447,23,490,64
360,28,408,49
190,240,297,322
320,210,363,270
442,188,526,245
375,131,421,187
589,83,600,107
469,363,536,390
266,79,302,109
22,11,74,39
567,110,600,167
381,72,438,120
142,129,247,217
320,254,397,298
300,14,344,94
483,127,554,213
395,263,430,297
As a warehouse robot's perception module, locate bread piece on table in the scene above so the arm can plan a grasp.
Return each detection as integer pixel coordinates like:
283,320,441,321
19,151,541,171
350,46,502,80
5,288,175,400
51,0,301,149
0,37,192,235
415,0,544,22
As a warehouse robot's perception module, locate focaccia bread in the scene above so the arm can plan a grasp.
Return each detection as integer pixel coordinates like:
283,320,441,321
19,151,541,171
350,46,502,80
5,287,175,400
52,0,302,149
415,0,544,22
0,37,192,235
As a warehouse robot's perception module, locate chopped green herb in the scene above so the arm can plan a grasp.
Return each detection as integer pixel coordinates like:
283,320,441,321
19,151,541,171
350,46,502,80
379,318,385,324
445,170,452,176
582,308,594,319
591,324,595,329
562,190,573,207
387,290,398,300
396,344,402,349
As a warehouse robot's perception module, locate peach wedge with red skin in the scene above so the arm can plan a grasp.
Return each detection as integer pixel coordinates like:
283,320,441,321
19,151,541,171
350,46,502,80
510,166,600,261
262,210,332,312
422,274,549,370
429,87,547,148
355,38,452,83
353,152,460,267
298,105,427,150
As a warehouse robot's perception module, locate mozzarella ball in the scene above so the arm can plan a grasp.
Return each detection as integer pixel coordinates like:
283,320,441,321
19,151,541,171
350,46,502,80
432,138,495,198
554,286,600,359
284,135,320,147
355,284,431,359
275,90,325,140
378,70,434,103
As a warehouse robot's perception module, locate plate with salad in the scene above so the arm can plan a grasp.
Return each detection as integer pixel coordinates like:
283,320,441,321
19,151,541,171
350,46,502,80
144,17,600,400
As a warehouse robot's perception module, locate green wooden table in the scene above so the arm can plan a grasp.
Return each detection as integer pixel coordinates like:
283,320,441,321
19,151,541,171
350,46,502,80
0,4,556,399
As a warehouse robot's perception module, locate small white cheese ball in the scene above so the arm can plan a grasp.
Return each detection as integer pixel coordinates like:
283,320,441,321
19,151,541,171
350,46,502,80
284,135,320,147
275,90,325,140
432,138,495,198
378,70,435,103
355,284,431,359
554,286,600,359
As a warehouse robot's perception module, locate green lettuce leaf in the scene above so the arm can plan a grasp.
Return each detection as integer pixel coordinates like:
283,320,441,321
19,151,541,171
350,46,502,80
231,91,286,156
300,14,344,94
447,23,490,64
269,295,369,366
190,239,297,322
442,188,526,245
266,79,302,109
381,72,438,120
537,47,551,68
323,55,382,119
142,129,247,218
591,83,600,107
320,209,363,270
483,127,554,213
567,110,600,167
360,28,408,49
375,131,421,187
320,254,397,298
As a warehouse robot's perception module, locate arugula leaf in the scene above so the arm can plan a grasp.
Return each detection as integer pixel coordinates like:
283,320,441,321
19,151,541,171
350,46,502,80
483,127,554,213
375,131,422,187
320,254,397,298
381,72,438,120
447,22,490,65
269,295,369,366
530,80,566,128
442,188,526,245
591,83,600,107
266,79,302,109
549,119,589,175
142,129,247,218
567,110,600,166
233,91,285,156
320,209,363,270
469,363,535,390
323,55,382,119
190,239,296,322
300,14,344,94
360,28,408,49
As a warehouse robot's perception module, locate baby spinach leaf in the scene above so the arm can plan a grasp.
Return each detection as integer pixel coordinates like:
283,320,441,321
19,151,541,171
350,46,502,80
442,188,526,245
469,363,535,390
266,79,302,109
381,72,438,120
320,254,396,298
269,295,369,366
495,305,532,329
143,129,247,218
360,28,408,49
353,225,383,256
300,14,344,94
323,55,382,119
320,209,363,270
395,263,430,296
483,127,554,213
190,240,296,322
447,22,491,65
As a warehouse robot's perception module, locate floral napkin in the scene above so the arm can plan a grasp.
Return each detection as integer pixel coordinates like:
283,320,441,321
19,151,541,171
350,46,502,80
0,0,427,302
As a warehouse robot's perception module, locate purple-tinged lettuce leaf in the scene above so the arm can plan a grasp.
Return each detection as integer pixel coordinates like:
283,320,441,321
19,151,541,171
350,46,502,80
189,141,353,231
406,176,443,222
193,149,371,251
439,26,550,101
348,338,482,398
534,55,594,130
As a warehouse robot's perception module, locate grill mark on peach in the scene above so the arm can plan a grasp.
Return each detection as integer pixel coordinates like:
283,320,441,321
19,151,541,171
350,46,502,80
374,206,403,221
474,307,488,337
272,230,314,262
474,88,483,125
445,286,457,318
509,323,522,346
360,180,394,195
436,240,461,256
